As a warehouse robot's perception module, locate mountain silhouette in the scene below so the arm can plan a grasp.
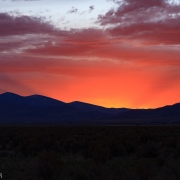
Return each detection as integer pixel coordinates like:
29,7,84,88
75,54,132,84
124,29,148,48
0,92,127,124
0,92,179,125
113,103,180,124
69,101,127,114
0,92,65,107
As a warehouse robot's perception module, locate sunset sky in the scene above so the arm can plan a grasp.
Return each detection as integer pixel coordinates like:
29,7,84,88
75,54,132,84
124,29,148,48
0,0,180,108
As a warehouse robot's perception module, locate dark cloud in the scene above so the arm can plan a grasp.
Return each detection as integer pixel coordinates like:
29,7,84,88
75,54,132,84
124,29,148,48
107,18,180,45
89,5,95,12
68,7,78,14
0,13,57,36
0,9,180,68
99,0,174,25
98,0,180,45
0,12,108,54
0,41,23,52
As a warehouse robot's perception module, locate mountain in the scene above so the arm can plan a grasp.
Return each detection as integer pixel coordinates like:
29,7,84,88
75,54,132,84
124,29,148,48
69,101,127,114
0,92,65,107
0,92,179,125
0,92,127,124
113,103,180,124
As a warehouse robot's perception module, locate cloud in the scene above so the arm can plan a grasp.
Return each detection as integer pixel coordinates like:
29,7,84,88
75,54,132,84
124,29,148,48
0,11,180,108
107,19,180,45
89,5,95,12
0,12,71,53
98,0,180,45
68,7,78,14
0,12,179,68
0,13,57,36
23,26,180,67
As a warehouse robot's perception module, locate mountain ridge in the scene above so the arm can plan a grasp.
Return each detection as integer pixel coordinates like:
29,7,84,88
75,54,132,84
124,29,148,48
0,92,179,109
0,92,179,125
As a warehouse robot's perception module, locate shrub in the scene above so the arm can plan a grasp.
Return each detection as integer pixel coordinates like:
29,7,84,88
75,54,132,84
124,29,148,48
19,150,63,180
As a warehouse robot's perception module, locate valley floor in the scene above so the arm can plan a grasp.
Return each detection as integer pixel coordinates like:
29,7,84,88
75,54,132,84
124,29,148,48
0,125,180,179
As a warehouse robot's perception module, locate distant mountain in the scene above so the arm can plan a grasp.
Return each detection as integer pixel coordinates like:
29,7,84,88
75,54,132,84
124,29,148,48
113,103,180,124
69,101,127,114
0,92,65,107
0,92,179,125
0,92,127,125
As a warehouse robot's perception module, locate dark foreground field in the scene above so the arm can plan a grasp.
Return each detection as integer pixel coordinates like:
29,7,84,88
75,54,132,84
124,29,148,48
1,125,180,179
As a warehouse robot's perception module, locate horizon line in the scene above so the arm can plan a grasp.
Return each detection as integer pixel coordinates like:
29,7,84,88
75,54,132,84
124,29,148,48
0,91,179,110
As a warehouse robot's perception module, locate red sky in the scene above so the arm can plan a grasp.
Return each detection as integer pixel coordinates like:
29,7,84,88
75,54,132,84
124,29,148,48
0,0,180,108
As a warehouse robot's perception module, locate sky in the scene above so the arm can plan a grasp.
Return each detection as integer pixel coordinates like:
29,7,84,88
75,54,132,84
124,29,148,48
0,0,180,108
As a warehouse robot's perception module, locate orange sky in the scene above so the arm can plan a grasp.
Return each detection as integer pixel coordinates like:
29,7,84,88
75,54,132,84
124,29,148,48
0,0,180,108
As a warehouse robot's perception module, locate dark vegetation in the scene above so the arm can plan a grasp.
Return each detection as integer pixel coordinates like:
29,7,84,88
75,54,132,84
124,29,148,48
1,125,180,179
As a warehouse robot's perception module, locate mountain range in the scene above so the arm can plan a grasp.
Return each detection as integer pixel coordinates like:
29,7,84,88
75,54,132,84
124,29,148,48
0,92,179,125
